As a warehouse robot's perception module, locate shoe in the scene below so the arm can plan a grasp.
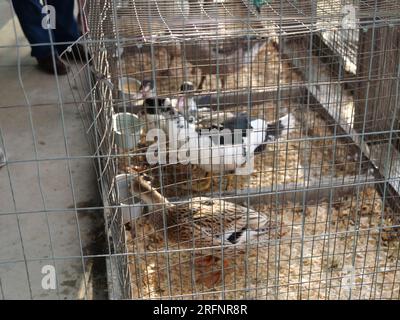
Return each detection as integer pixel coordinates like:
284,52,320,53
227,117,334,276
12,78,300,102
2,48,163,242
37,55,69,75
62,44,91,63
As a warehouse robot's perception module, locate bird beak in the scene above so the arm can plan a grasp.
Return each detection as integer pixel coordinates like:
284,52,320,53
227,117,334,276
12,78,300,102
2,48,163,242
177,97,185,113
141,83,151,97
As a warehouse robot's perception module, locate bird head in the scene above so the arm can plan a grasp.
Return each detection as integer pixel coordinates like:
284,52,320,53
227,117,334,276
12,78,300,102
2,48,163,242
139,79,155,98
178,81,197,116
177,96,186,115
180,81,194,93
144,97,172,115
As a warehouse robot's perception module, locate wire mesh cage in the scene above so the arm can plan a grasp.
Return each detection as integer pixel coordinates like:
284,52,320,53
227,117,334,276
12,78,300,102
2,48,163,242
60,0,400,299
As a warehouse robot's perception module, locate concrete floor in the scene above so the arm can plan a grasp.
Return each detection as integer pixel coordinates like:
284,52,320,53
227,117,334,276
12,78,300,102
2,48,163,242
0,0,107,299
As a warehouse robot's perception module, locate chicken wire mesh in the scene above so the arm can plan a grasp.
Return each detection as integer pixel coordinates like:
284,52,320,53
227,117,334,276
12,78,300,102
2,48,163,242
0,0,110,300
3,0,399,300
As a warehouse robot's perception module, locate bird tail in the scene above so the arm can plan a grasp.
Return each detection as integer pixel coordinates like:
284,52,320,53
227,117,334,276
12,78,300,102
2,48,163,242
265,113,296,142
225,222,281,246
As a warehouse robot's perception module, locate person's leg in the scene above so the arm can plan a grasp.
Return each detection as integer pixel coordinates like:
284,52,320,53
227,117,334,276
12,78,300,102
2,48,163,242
11,0,53,59
12,0,69,74
46,0,80,54
45,0,90,63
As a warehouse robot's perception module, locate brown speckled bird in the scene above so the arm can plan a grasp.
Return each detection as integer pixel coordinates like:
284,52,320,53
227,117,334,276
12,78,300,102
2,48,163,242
131,173,281,287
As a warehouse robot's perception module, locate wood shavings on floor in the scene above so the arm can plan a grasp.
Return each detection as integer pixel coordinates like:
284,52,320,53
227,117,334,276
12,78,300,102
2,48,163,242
126,187,400,299
299,109,364,178
253,187,400,300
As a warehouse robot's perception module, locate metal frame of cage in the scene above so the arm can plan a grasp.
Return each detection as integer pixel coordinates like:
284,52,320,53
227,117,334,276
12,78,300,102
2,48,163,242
63,0,400,299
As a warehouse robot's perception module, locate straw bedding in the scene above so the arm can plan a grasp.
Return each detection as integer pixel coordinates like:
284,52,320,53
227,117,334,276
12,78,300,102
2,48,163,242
118,41,399,300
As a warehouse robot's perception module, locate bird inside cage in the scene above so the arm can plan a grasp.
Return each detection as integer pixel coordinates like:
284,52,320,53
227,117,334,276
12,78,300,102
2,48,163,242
139,81,199,132
168,35,268,90
176,81,198,118
182,112,295,191
119,0,274,89
149,105,295,191
158,0,271,90
130,172,283,287
138,79,155,100
136,77,295,192
140,97,173,133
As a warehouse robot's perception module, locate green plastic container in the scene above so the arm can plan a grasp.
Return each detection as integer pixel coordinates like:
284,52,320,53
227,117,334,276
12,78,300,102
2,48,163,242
113,112,143,150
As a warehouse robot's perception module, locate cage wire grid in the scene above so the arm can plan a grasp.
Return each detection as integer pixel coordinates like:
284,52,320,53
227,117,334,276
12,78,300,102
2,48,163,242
1,0,400,300
0,0,109,300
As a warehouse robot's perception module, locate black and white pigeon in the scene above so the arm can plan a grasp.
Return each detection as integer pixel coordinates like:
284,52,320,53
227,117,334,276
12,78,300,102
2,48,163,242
173,112,295,190
215,113,290,153
140,81,199,132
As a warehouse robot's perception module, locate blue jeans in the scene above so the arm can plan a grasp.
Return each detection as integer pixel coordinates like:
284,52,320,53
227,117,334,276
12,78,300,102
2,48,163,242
11,0,80,59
